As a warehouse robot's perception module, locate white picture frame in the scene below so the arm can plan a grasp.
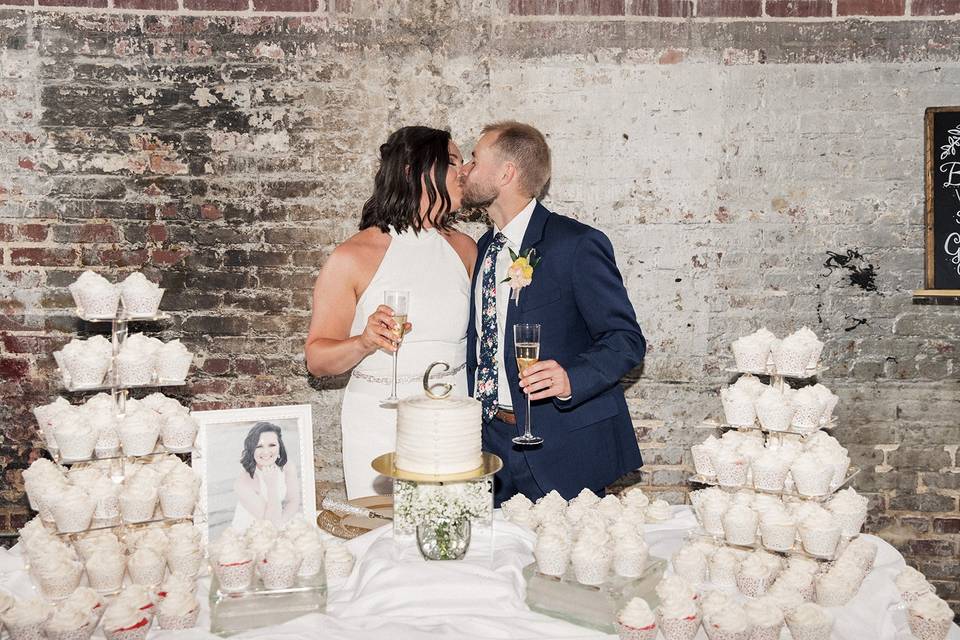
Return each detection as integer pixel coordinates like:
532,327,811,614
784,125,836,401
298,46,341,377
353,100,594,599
191,404,316,545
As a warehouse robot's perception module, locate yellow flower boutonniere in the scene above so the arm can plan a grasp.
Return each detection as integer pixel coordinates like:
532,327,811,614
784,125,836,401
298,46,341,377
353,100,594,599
501,247,541,304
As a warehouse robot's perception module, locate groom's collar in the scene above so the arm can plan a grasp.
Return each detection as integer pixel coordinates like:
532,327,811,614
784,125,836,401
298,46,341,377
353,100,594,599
495,197,537,247
520,200,550,250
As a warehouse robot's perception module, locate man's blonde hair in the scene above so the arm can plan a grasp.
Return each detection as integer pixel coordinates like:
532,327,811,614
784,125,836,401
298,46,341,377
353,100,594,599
482,121,551,199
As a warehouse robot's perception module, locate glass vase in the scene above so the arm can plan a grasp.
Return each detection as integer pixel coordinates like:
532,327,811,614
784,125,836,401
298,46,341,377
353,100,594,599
416,519,471,561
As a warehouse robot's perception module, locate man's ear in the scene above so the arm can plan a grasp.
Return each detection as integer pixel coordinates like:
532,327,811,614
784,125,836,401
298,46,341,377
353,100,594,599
499,162,517,188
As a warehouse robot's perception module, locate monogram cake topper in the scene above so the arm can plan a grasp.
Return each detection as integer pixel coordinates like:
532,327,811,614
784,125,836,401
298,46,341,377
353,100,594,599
422,361,453,399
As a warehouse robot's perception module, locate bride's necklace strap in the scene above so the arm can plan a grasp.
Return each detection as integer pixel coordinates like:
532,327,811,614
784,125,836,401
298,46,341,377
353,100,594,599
351,361,465,385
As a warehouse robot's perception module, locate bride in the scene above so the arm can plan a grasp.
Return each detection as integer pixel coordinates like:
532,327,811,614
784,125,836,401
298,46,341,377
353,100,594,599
305,126,476,499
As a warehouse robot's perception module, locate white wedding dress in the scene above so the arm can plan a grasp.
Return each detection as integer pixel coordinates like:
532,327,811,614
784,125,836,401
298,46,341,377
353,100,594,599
231,466,287,533
341,226,470,499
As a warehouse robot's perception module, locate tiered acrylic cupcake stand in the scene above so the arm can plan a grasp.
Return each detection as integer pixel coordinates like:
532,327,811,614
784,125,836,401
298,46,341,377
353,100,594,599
688,365,861,562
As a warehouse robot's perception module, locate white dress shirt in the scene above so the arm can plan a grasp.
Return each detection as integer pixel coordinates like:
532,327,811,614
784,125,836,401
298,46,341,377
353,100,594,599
474,198,537,410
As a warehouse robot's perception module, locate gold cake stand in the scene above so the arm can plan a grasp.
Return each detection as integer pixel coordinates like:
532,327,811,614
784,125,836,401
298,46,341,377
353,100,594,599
371,451,503,483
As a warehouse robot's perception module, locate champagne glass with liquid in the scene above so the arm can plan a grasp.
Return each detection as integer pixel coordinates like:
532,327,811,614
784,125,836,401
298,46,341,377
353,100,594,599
513,323,543,446
381,290,409,408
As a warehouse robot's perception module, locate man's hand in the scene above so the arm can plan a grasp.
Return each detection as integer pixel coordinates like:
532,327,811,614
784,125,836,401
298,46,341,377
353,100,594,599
519,359,571,401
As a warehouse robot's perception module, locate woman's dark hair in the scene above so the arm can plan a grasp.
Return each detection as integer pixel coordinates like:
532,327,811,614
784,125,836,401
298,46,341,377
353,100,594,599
360,126,456,234
240,422,288,479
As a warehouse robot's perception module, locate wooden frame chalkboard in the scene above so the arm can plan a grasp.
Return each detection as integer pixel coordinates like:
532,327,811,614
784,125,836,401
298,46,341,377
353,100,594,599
922,107,960,295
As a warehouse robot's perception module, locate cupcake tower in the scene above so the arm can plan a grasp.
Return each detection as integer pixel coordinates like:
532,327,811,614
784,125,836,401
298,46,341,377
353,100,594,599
3,516,206,638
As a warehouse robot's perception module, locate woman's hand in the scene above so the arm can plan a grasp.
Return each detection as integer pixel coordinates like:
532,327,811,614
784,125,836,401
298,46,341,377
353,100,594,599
261,465,282,499
358,305,412,354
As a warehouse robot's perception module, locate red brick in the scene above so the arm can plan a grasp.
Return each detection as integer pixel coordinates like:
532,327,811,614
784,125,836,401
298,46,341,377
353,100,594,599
0,0,35,6
148,223,168,242
52,223,118,243
114,0,178,8
508,0,557,14
235,358,264,375
91,248,149,268
331,0,348,9
191,379,231,394
1,334,40,354
0,224,12,242
18,157,36,170
202,358,231,375
912,0,960,14
184,0,248,8
17,224,48,242
631,0,693,15
10,247,77,267
200,203,223,220
37,0,107,6
253,0,318,10
934,518,960,534
659,48,685,63
0,358,29,380
698,0,762,16
150,248,190,266
559,0,625,14
837,0,904,14
765,0,832,16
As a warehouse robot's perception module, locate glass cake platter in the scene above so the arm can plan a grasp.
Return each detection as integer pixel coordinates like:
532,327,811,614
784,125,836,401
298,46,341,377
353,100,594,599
688,466,861,501
522,558,666,633
209,570,326,636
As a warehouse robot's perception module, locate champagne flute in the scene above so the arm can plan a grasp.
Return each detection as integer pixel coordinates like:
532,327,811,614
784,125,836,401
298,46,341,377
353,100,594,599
513,323,543,446
381,290,409,408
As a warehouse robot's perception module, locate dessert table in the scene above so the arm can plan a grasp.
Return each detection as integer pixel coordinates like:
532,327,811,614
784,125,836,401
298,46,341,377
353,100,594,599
1,506,957,639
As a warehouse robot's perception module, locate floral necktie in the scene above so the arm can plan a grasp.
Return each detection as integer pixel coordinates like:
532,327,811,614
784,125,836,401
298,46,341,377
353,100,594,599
476,232,508,422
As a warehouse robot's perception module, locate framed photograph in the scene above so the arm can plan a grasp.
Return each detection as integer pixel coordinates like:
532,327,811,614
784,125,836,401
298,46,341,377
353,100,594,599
192,404,316,544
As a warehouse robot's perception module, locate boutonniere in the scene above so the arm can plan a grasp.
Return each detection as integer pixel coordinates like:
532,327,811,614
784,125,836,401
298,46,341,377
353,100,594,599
501,247,541,304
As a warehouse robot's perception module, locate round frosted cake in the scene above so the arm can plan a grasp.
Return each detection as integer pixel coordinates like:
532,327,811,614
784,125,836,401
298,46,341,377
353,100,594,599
395,395,482,475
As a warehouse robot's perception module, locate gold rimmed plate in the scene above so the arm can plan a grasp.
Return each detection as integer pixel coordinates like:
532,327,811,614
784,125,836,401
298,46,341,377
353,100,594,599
371,452,503,483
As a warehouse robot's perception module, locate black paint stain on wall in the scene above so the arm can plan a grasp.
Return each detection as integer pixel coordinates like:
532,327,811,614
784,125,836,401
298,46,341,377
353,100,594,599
843,315,870,332
822,249,879,293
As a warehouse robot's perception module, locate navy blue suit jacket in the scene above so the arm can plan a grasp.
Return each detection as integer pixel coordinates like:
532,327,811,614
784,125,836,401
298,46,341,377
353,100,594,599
466,202,646,499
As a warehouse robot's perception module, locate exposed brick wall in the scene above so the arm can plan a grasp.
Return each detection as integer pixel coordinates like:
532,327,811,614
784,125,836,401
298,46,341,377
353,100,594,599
0,0,957,617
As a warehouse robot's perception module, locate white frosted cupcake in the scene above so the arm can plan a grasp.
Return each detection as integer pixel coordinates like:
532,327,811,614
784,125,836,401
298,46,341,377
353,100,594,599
159,481,198,519
785,602,833,640
118,413,161,457
120,484,159,523
842,536,877,572
160,413,198,452
501,493,534,523
759,509,797,552
896,566,936,603
772,333,816,377
656,575,698,605
86,549,126,594
735,554,775,597
165,536,203,578
571,537,612,586
258,541,302,590
646,499,672,522
101,601,152,640
707,547,739,590
790,387,825,433
296,535,325,578
54,419,98,462
88,477,121,528
731,331,775,373
70,270,120,318
616,597,658,640
534,530,571,577
51,485,96,533
720,385,756,427
111,585,156,620
597,494,624,521
691,442,717,478
751,450,790,492
744,598,784,640
755,387,795,433
790,453,833,496
613,535,649,578
703,605,751,640
33,558,84,600
722,504,758,546
42,602,96,640
701,494,729,537
827,487,868,537
2,598,51,640
710,449,748,488
156,590,199,630
61,336,112,388
814,570,857,607
798,511,841,558
64,586,103,623
672,546,708,585
325,543,355,581
128,547,166,586
907,592,954,640
811,383,839,424
156,340,193,382
213,537,255,592
621,486,650,510
119,272,164,317
656,596,700,640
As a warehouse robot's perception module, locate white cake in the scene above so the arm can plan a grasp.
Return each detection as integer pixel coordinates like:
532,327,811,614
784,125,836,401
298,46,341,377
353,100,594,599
395,395,482,475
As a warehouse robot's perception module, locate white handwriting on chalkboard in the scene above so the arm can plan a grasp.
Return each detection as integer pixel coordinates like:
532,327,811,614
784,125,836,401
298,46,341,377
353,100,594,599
946,232,960,276
940,128,960,159
939,162,960,187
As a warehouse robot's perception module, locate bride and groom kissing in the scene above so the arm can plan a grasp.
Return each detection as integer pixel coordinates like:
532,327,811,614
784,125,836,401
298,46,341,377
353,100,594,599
305,121,646,507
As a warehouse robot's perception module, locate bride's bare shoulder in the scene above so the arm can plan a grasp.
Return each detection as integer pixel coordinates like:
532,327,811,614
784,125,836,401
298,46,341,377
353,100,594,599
326,227,390,270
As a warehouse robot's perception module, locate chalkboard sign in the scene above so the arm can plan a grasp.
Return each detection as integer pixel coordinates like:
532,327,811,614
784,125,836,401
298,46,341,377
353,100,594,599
924,107,960,290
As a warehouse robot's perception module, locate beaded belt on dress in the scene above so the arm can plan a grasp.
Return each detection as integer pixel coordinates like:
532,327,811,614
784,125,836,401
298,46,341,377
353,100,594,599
350,362,466,385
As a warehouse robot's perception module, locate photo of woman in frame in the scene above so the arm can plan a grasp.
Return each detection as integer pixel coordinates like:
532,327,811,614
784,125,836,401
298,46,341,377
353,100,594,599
231,421,302,532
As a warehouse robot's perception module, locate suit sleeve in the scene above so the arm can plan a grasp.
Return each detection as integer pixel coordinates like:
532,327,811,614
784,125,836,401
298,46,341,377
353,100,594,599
554,229,646,410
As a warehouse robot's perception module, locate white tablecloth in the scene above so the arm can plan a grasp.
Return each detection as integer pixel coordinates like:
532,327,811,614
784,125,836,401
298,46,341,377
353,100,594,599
1,507,957,639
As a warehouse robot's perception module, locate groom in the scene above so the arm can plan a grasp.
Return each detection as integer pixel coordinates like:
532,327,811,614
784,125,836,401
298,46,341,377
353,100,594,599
461,121,647,506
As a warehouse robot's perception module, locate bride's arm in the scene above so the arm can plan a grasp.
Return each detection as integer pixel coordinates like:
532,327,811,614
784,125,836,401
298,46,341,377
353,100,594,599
305,246,400,377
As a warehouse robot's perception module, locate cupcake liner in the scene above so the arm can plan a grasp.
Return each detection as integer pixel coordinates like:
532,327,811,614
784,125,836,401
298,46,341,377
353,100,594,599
167,551,203,577
714,460,748,487
748,621,784,640
709,562,738,590
731,342,770,374
52,499,96,534
572,555,611,586
704,623,752,640
799,526,841,558
103,617,151,640
119,429,159,457
297,553,324,578
64,351,111,388
326,559,354,580
723,519,758,546
121,287,164,317
216,560,254,592
87,562,126,594
702,508,726,537
814,580,854,607
772,344,812,377
760,521,797,552
828,460,850,491
159,489,197,519
42,619,96,640
258,559,302,590
37,565,83,600
791,467,833,497
71,281,120,318
4,619,47,640
721,393,756,427
120,495,158,524
691,445,716,477
157,607,199,631
94,443,121,458
907,613,952,640
93,495,121,524
736,572,775,598
656,612,701,640
831,507,867,538
116,354,155,387
535,550,570,577
157,351,193,383
56,431,98,462
129,559,166,586
786,619,832,640
160,422,197,452
752,463,789,492
615,619,658,640
901,588,934,605
756,400,795,433
613,552,647,578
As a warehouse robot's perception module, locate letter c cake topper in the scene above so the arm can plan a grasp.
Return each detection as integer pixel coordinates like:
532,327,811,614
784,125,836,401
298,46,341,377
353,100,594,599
423,361,452,399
